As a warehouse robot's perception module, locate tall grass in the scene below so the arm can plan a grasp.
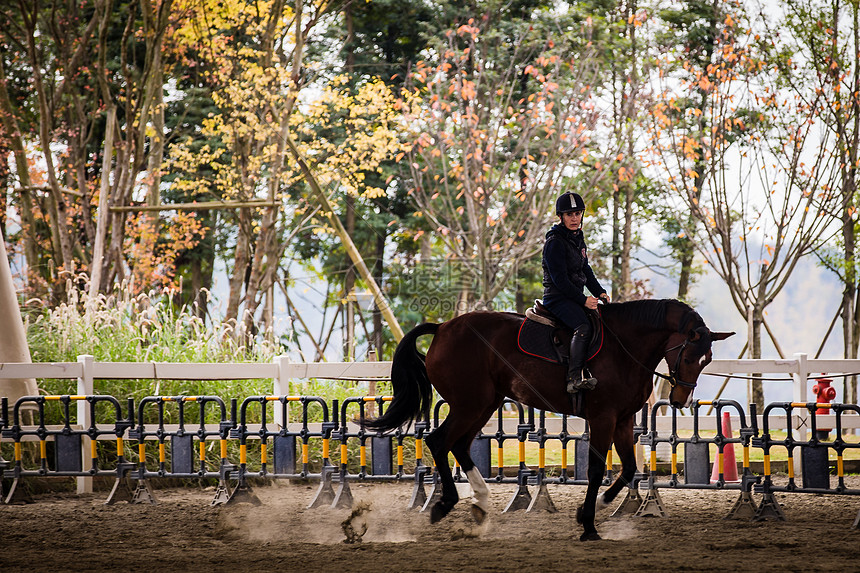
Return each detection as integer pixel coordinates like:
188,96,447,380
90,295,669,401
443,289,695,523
25,279,285,409
23,279,378,426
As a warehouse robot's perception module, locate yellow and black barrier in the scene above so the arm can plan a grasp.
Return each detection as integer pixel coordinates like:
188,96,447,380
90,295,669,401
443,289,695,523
228,395,335,505
1,394,858,528
748,401,860,521
0,394,133,504
125,395,232,504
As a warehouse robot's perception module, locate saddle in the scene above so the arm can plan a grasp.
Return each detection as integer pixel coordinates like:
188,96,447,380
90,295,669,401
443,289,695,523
517,300,603,364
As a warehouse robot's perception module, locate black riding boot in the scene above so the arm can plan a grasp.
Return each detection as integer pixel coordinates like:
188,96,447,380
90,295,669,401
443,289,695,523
566,325,597,393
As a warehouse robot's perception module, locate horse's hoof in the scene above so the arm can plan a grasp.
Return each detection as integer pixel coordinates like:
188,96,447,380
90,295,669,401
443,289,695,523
430,501,451,524
580,531,601,542
470,504,487,524
575,504,583,524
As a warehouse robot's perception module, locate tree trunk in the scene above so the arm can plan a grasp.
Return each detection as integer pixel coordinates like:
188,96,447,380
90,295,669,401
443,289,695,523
751,305,764,409
846,0,860,405
23,7,76,276
103,138,132,290
456,287,472,317
619,0,638,301
620,181,633,300
191,256,203,313
73,139,97,247
0,56,39,282
611,184,621,300
843,289,856,402
0,138,6,238
676,0,718,301
677,246,694,301
372,231,385,354
343,3,356,358
226,208,252,325
144,49,165,250
343,193,356,360
66,91,96,249
242,205,275,337
191,242,215,322
89,106,116,298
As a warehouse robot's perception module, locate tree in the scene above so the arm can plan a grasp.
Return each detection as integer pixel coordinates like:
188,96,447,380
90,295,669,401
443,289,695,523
599,0,663,301
89,0,179,294
777,0,860,405
654,0,724,301
648,3,842,406
402,17,604,310
0,0,193,301
165,0,331,339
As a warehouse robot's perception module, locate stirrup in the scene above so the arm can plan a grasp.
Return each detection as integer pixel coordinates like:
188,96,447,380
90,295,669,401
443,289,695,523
566,376,597,393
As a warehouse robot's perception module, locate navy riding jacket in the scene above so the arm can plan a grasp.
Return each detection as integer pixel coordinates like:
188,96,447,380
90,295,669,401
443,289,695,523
541,223,607,330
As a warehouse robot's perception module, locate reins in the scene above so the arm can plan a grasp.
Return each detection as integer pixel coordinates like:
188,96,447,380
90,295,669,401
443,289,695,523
596,306,696,390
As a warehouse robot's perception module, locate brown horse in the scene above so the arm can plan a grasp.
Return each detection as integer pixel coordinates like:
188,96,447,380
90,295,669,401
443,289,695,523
368,299,733,541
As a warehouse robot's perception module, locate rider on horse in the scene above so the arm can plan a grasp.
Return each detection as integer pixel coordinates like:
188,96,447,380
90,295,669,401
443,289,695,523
541,191,611,394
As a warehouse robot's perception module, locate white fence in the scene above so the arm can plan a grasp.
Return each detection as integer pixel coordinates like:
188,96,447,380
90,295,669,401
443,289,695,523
1,353,858,493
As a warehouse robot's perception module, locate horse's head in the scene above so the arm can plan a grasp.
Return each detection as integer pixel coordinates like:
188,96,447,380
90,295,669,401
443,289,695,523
665,317,734,409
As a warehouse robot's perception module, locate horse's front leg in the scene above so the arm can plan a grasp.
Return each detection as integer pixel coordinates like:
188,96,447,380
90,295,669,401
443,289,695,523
576,432,612,541
600,415,637,505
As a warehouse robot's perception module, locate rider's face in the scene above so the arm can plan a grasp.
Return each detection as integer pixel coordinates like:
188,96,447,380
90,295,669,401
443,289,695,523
561,210,583,231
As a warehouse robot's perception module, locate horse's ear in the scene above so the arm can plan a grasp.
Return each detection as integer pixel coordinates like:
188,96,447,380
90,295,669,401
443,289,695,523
689,326,709,341
710,331,735,341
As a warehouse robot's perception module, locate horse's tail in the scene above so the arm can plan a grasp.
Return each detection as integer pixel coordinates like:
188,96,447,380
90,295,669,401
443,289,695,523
366,322,439,432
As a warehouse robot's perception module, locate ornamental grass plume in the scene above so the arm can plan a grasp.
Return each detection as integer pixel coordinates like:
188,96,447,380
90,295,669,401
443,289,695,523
25,276,285,402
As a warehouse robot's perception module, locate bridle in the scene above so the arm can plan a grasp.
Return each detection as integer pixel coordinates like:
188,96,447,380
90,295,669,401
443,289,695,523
660,337,697,389
598,307,703,390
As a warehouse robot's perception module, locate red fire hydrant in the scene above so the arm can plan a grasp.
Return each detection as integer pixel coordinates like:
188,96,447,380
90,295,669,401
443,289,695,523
812,376,836,438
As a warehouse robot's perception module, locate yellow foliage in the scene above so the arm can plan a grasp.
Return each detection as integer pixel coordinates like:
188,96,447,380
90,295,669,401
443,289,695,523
166,0,403,205
293,78,410,198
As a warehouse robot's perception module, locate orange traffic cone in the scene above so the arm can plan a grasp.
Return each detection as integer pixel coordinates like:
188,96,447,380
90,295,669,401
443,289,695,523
710,411,740,483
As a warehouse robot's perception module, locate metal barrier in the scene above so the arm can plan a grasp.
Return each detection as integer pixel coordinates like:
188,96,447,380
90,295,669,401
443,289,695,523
631,399,860,523
634,399,758,518
749,402,860,521
0,394,133,503
226,394,336,505
1,393,859,529
125,395,233,504
3,353,859,495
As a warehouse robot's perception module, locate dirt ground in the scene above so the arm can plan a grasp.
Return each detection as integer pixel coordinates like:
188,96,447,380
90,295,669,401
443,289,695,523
1,477,858,572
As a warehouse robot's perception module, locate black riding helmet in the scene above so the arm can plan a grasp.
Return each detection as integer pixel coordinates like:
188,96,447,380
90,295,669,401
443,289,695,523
555,192,585,215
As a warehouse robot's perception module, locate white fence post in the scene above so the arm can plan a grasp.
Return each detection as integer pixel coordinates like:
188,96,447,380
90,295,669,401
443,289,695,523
77,355,94,494
793,352,808,480
273,355,290,429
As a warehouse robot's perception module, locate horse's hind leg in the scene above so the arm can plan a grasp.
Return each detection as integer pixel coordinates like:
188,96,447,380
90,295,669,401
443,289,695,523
600,415,638,505
451,434,490,524
426,401,499,524
425,419,459,523
449,400,502,524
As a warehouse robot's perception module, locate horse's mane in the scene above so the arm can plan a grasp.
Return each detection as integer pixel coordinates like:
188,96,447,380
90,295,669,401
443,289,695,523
603,299,700,331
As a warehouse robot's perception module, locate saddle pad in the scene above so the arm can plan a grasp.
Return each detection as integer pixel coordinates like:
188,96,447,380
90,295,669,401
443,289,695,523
516,314,604,364
517,319,564,363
